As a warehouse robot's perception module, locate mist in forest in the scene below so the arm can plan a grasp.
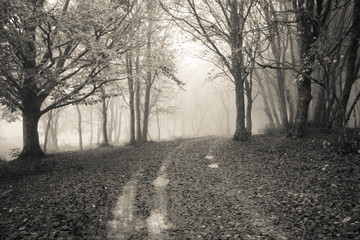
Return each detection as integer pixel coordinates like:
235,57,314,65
0,44,268,160
6,0,360,159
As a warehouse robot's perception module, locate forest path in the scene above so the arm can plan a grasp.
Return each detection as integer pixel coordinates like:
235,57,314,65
2,135,358,239
107,136,287,239
163,137,288,239
107,173,145,239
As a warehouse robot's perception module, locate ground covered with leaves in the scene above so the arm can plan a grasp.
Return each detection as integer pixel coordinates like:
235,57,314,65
165,134,360,239
0,141,180,240
1,133,359,239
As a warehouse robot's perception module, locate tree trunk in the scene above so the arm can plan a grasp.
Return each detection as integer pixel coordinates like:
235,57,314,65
113,101,119,144
245,79,252,135
19,10,45,158
254,70,275,129
124,111,129,141
286,89,295,127
287,17,297,128
142,0,154,143
108,97,115,144
263,3,289,129
313,86,326,127
230,0,248,141
333,0,360,131
276,67,289,129
292,0,331,136
263,69,281,127
43,110,53,153
97,108,102,144
325,67,338,129
90,106,93,146
76,104,83,151
294,76,312,137
126,54,136,144
49,112,59,151
135,55,142,143
264,97,276,129
233,77,248,140
156,102,161,140
21,106,44,158
325,8,348,130
292,1,315,137
101,87,109,146
142,84,151,142
115,105,122,144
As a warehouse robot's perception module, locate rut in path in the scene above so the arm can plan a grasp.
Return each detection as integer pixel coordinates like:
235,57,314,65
107,176,145,239
107,137,288,239
165,137,288,239
107,156,173,239
146,162,172,239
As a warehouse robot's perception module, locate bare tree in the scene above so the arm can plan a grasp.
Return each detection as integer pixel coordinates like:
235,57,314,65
332,0,360,132
291,0,332,137
160,0,258,140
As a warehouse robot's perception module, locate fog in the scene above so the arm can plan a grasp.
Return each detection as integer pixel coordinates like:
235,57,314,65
0,44,269,160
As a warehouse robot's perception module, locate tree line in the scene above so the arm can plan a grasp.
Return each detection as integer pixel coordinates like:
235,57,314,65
161,0,360,138
1,0,359,158
0,0,182,158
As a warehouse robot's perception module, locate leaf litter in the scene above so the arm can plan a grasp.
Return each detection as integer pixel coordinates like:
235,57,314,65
0,141,181,240
1,134,359,239
165,135,360,239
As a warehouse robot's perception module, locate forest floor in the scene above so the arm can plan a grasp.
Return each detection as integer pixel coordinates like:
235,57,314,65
0,132,359,239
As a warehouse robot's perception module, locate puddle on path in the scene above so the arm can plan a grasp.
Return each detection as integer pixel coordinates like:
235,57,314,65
107,178,144,240
208,163,219,168
153,176,169,188
147,211,168,235
147,163,172,239
107,162,172,239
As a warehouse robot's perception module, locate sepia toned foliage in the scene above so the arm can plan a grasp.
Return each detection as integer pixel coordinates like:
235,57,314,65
1,0,360,157
0,0,137,157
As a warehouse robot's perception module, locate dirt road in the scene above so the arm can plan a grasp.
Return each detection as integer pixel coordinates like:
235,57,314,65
1,135,359,239
108,136,360,239
109,137,287,239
